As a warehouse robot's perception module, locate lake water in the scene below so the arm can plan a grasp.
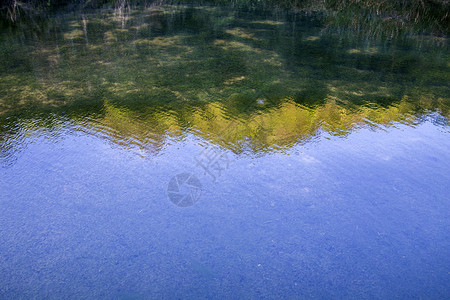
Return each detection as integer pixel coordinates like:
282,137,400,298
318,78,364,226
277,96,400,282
0,3,449,298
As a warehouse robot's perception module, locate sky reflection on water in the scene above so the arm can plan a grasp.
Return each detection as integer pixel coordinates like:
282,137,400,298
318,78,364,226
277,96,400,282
1,117,449,298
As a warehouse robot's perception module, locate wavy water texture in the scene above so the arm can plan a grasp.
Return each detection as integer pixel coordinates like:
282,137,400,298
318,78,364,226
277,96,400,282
0,4,449,163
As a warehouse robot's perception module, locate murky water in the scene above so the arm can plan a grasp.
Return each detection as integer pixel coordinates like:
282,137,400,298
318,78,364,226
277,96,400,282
1,3,449,298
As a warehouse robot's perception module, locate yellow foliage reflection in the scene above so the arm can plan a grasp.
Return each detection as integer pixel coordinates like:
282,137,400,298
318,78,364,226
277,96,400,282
86,96,434,154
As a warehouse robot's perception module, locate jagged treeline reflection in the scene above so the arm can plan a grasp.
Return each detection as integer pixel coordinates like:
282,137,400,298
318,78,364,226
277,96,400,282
93,96,449,154
1,94,448,163
0,4,449,161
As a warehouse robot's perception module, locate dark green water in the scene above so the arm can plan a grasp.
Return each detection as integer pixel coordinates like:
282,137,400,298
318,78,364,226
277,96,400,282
0,3,449,298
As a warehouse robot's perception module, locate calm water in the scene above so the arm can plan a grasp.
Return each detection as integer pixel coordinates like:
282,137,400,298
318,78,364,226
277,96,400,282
1,3,449,298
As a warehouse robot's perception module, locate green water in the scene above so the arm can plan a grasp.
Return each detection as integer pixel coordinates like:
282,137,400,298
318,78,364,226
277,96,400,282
1,4,448,156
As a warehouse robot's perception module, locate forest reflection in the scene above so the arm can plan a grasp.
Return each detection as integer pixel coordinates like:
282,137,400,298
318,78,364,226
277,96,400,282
0,3,448,161
88,97,448,154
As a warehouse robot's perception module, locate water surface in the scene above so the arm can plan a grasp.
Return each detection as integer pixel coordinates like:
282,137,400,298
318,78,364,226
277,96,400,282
0,3,449,298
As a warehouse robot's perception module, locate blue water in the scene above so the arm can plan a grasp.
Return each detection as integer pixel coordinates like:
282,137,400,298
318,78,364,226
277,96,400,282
1,118,449,298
